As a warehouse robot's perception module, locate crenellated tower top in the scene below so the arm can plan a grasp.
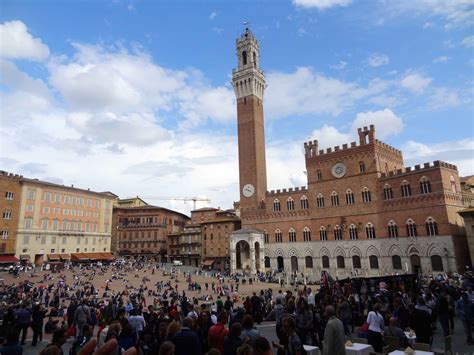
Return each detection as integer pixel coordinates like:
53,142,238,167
232,28,266,100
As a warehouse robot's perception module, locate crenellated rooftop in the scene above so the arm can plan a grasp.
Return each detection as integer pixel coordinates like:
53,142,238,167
304,125,401,160
379,160,458,178
267,186,308,196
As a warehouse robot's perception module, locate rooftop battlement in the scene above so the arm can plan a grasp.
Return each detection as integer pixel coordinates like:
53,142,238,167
267,186,308,196
380,160,458,178
0,170,23,179
305,125,403,160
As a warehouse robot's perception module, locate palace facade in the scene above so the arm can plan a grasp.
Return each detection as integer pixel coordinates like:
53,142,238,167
230,29,472,276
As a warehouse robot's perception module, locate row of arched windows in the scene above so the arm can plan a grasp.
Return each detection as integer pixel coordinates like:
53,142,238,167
272,188,371,212
271,176,456,213
267,254,444,272
383,177,432,200
264,217,439,243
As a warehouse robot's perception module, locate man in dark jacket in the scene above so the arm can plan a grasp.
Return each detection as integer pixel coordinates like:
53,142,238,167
251,292,262,324
410,298,433,344
14,304,31,345
170,317,202,355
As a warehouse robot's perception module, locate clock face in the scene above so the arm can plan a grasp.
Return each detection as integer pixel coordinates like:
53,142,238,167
331,163,347,178
242,184,255,198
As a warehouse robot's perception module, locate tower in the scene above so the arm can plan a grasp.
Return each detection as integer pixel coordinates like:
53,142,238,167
232,28,267,213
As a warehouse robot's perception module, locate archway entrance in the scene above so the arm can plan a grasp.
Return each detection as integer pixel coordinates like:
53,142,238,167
410,255,421,274
236,240,251,270
277,256,284,271
291,256,298,271
255,242,261,271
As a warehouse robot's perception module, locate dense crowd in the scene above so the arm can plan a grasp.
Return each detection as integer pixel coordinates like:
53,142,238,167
0,259,472,355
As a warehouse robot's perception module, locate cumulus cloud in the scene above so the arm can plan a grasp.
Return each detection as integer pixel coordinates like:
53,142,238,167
293,0,352,10
382,0,474,29
309,109,404,150
403,139,474,176
265,67,388,119
367,53,389,67
400,73,432,94
461,35,474,48
428,87,461,110
209,11,218,20
0,20,50,61
351,109,404,139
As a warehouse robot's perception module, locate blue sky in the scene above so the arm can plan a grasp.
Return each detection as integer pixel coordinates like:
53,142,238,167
0,0,473,214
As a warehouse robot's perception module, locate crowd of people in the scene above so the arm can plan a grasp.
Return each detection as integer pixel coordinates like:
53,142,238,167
0,258,472,355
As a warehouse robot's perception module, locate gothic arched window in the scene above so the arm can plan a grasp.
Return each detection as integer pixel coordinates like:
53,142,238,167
303,227,311,242
300,196,309,209
388,220,398,238
366,223,376,239
288,228,297,242
401,181,411,197
349,224,358,240
287,197,295,211
273,199,281,212
319,226,327,241
406,219,417,237
426,217,439,236
346,189,355,204
334,225,342,240
331,191,339,206
420,177,431,194
383,184,393,200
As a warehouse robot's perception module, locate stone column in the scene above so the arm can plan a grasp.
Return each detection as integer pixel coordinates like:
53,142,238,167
250,247,256,274
230,248,236,273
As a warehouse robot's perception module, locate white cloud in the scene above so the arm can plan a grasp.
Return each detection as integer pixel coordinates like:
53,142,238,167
400,73,432,94
0,20,50,61
297,28,307,36
293,0,352,10
351,109,404,139
461,35,474,48
367,53,389,67
265,67,389,119
308,109,404,150
383,0,474,29
422,21,434,29
428,87,461,110
403,139,474,176
209,11,218,20
330,60,347,70
310,124,354,148
212,27,224,35
432,56,450,63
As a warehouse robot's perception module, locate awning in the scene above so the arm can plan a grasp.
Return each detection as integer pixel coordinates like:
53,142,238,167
0,255,18,263
202,259,215,266
47,254,60,261
20,254,30,261
70,253,89,261
59,254,70,260
100,252,115,261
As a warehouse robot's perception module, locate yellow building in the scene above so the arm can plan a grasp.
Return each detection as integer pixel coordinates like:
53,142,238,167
15,178,117,264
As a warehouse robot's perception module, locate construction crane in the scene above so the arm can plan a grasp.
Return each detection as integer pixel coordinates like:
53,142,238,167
140,196,211,210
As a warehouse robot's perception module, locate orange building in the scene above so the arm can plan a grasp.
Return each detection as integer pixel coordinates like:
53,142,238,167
0,171,22,259
15,177,117,264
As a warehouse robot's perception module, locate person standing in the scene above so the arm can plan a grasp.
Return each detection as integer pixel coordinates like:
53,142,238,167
366,303,384,353
456,292,474,345
74,300,91,338
208,311,229,354
31,303,47,346
14,304,31,346
322,305,345,355
272,316,303,355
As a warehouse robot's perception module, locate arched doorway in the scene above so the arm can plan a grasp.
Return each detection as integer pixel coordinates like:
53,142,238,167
255,242,261,271
410,254,421,274
264,256,271,268
291,256,298,271
277,256,284,271
235,240,250,270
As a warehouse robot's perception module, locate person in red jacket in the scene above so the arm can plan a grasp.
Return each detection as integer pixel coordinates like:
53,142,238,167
208,311,229,354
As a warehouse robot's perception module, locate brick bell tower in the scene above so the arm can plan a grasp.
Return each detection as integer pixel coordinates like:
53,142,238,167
232,28,267,213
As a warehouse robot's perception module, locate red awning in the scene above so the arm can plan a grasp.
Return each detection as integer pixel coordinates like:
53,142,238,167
47,254,60,261
59,254,70,260
202,259,215,266
0,255,18,263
